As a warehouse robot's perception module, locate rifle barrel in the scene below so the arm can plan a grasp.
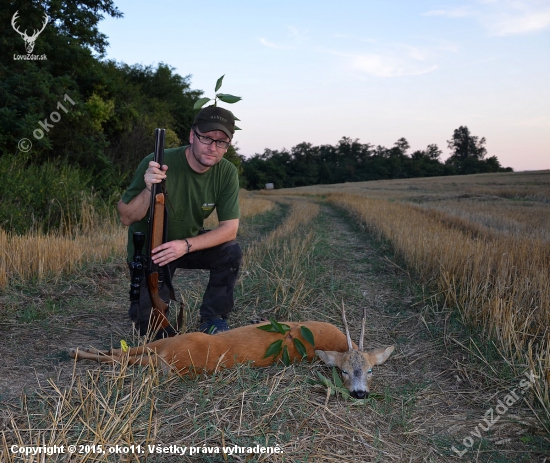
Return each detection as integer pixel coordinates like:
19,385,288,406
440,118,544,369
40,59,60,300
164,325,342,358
147,128,166,272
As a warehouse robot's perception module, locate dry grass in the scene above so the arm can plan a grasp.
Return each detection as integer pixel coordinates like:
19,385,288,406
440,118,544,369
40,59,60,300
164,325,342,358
203,189,275,230
0,194,333,463
415,199,550,242
0,198,125,288
241,198,320,320
3,194,431,462
280,170,550,202
206,193,317,320
238,189,276,219
0,190,275,289
266,170,550,421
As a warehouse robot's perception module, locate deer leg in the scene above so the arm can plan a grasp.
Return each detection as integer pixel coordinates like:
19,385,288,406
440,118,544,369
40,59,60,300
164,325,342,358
69,347,118,363
69,347,158,368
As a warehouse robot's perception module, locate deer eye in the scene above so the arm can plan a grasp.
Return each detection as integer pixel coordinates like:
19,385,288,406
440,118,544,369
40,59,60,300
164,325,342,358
367,369,373,374
341,369,349,375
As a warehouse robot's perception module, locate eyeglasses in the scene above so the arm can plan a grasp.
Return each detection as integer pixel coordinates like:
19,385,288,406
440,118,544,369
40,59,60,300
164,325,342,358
193,129,230,149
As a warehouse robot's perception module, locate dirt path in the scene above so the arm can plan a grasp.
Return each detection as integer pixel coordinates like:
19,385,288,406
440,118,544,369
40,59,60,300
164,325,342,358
313,202,545,461
0,262,132,400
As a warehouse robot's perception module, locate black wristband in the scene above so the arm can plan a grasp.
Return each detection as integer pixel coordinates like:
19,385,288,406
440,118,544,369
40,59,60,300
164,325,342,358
184,238,192,254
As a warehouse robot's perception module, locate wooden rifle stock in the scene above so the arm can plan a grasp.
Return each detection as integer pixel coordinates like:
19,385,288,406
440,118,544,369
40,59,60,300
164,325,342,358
146,128,175,337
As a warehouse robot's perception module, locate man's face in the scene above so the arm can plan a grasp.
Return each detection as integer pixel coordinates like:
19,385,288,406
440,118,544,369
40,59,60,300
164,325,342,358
189,128,230,171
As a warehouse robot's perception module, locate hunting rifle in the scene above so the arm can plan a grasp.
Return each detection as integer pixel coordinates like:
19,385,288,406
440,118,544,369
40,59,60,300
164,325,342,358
130,128,178,338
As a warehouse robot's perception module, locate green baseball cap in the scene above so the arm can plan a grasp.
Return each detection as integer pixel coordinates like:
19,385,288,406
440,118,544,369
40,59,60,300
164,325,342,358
193,106,235,139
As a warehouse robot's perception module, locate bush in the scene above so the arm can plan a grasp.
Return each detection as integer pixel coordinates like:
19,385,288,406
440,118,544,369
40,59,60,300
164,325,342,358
0,154,116,234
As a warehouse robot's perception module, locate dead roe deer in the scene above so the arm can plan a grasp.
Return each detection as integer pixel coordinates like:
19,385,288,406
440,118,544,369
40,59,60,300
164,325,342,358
70,306,394,398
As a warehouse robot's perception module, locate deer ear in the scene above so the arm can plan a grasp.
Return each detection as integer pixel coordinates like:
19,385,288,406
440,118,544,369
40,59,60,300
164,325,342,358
367,345,395,365
315,350,344,367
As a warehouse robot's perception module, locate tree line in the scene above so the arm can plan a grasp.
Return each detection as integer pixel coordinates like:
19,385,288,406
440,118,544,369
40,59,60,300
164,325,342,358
0,1,511,233
240,128,512,190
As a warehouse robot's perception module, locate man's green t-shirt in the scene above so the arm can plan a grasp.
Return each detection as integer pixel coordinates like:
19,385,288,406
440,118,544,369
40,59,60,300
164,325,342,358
121,146,240,261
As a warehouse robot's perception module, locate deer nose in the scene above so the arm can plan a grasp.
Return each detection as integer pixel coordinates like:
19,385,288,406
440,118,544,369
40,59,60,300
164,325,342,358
351,390,368,399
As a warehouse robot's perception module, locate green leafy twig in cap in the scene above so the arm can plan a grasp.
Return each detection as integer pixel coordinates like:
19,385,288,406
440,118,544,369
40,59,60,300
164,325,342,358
193,75,242,130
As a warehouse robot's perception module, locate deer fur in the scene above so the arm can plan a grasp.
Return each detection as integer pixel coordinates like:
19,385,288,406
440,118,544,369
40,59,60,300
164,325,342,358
70,321,352,374
70,310,394,397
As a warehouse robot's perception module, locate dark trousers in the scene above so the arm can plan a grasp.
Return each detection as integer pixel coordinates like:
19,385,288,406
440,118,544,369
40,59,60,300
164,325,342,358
130,240,242,334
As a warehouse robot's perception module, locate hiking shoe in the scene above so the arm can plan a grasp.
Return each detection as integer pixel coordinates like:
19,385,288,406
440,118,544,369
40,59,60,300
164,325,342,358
199,317,230,334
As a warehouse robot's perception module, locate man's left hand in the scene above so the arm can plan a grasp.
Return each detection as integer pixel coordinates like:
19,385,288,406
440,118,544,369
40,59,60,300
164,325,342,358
151,240,187,266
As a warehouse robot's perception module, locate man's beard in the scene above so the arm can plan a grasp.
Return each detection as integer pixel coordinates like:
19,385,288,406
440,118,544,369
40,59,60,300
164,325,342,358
191,143,217,168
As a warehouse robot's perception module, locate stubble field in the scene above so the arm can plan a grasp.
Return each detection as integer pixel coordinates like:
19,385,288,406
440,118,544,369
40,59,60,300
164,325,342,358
1,172,549,462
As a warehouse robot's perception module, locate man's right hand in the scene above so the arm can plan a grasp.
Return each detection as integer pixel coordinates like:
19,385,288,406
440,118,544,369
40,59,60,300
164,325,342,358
117,162,168,226
145,161,168,191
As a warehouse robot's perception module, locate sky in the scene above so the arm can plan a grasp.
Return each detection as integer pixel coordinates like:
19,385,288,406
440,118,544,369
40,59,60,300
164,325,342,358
98,0,550,171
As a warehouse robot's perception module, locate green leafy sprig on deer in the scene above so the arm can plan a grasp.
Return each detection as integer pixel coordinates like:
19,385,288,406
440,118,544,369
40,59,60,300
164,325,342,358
314,367,351,399
258,320,315,366
193,75,242,130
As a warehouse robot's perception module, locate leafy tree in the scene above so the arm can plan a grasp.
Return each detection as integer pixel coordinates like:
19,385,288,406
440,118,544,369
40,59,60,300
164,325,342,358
426,144,442,160
289,142,319,187
444,126,514,174
410,145,448,177
102,62,200,176
446,126,487,173
0,1,123,183
1,2,205,195
393,137,410,156
223,144,245,185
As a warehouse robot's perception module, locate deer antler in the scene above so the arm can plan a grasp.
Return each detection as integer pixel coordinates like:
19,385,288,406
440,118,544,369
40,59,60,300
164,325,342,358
358,307,366,351
11,11,48,40
340,301,354,351
11,11,26,38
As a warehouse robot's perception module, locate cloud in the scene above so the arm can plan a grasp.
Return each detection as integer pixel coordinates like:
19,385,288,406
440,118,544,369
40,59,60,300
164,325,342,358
424,0,550,35
423,7,472,18
484,3,550,35
287,25,309,41
259,38,293,50
259,25,309,50
345,46,439,77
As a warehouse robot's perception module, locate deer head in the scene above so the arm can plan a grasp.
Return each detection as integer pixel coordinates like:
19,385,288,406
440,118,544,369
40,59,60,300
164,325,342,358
12,11,49,54
316,303,394,399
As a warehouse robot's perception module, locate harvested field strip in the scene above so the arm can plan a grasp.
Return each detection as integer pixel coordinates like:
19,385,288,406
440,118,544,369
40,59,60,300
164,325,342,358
0,191,274,289
239,191,276,219
0,225,127,288
240,198,320,321
243,197,320,267
203,189,275,229
414,199,550,242
327,192,550,417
